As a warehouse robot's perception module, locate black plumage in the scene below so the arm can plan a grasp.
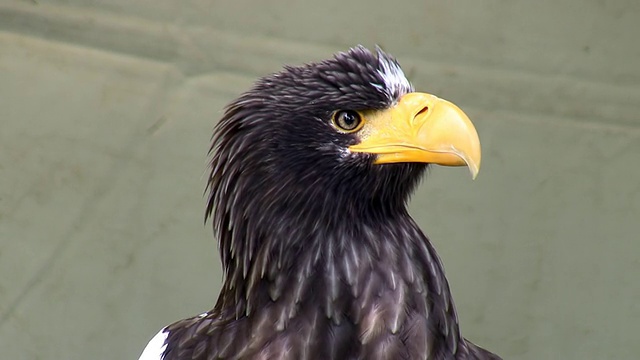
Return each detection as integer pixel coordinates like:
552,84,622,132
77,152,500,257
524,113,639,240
142,46,500,360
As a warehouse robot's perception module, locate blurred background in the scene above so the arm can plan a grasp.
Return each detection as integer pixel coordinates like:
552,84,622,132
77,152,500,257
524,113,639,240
1,0,639,359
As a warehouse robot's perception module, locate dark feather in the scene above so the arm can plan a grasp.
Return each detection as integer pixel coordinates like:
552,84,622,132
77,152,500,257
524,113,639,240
157,46,500,360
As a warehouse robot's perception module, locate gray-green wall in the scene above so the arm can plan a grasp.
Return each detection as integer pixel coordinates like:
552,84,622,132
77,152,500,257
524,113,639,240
1,1,638,359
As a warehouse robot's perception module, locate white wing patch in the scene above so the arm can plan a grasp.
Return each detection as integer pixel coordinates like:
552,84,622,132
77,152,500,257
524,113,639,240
139,327,169,360
375,55,413,102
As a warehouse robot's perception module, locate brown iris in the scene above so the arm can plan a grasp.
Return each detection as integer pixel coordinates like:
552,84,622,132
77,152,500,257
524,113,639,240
332,110,364,133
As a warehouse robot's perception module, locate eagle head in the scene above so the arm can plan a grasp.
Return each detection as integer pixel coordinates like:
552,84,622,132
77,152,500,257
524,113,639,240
206,47,480,273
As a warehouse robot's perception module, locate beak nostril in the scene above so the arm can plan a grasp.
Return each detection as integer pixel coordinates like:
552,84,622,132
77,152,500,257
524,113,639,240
416,106,429,117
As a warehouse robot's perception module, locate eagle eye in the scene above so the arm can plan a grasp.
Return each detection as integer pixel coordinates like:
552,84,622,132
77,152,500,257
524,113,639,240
332,110,364,133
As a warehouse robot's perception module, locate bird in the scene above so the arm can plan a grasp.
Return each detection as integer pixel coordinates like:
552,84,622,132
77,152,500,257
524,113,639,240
139,46,500,360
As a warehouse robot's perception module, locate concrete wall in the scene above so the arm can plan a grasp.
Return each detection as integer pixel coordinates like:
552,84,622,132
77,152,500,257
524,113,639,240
1,1,638,359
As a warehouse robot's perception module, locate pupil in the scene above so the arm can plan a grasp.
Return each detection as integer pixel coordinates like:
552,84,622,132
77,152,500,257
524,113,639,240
344,113,354,126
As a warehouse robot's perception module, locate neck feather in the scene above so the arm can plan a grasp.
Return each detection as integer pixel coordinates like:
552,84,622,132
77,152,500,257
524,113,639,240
212,209,464,350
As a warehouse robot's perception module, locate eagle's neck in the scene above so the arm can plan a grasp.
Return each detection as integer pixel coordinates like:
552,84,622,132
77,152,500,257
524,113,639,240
212,210,465,358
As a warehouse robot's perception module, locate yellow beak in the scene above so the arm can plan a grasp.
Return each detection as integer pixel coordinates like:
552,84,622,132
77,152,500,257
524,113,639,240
349,92,481,179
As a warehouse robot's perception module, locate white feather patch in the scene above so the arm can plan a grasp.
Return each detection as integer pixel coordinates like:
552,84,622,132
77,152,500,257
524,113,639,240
138,327,168,360
376,56,413,101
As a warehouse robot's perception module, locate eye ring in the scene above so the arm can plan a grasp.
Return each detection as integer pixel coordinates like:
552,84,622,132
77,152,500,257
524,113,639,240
332,110,364,133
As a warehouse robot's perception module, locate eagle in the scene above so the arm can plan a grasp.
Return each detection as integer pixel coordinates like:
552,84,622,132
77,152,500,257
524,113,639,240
139,46,500,360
